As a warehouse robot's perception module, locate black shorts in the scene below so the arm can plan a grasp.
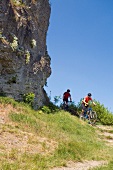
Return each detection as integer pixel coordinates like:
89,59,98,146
81,103,89,111
63,98,68,103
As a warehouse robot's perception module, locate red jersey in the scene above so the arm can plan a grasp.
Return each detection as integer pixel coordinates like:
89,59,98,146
63,92,71,99
83,96,92,103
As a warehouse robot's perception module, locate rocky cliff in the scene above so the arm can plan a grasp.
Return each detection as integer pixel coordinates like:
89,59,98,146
0,0,51,108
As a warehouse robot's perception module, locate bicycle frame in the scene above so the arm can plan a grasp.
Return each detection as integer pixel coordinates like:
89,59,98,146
87,107,97,125
80,107,97,125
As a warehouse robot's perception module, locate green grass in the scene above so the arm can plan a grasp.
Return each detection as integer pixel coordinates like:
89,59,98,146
0,97,113,170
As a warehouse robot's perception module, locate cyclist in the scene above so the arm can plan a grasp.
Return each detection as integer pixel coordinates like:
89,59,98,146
81,93,96,119
63,89,72,108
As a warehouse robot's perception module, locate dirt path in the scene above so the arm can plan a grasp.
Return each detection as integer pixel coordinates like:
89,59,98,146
52,160,107,170
53,161,107,170
96,125,113,146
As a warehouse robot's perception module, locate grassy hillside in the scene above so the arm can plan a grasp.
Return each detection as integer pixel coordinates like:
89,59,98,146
0,97,113,170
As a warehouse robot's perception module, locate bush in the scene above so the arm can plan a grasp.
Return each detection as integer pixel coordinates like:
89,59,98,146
40,102,59,114
68,101,77,111
92,101,113,125
41,106,51,114
48,102,59,112
23,92,35,107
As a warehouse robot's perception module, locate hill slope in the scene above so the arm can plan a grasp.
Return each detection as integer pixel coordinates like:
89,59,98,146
0,97,113,170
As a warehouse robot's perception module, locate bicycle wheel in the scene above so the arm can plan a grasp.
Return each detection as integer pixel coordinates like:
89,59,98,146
89,111,97,125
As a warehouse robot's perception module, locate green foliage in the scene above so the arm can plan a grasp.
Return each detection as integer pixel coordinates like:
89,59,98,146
76,98,83,111
68,101,77,111
23,92,35,106
30,39,36,48
10,35,18,51
54,95,61,104
11,0,25,6
0,97,18,107
25,50,30,64
60,101,79,117
47,102,59,112
40,102,59,114
41,105,51,114
92,101,113,125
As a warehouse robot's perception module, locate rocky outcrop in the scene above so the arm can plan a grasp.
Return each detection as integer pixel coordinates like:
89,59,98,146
0,0,51,108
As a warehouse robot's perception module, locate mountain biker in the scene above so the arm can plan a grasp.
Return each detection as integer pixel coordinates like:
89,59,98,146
81,93,96,117
63,89,72,107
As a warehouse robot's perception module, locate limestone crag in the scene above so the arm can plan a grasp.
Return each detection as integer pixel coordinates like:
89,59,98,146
0,0,51,108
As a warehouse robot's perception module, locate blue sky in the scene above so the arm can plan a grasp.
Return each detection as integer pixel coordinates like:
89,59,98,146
45,0,113,112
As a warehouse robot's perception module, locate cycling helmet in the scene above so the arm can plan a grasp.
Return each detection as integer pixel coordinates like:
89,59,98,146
67,89,70,92
88,93,92,97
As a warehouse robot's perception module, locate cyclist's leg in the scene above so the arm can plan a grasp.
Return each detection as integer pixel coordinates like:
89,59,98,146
80,108,84,119
85,106,90,119
63,99,68,110
88,109,92,124
63,100,66,109
65,99,69,109
64,98,68,108
80,103,86,119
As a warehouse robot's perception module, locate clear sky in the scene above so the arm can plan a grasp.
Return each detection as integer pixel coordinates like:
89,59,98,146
45,0,113,112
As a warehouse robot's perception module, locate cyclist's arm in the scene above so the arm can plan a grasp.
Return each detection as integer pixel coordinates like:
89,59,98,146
69,95,72,102
92,101,96,106
83,98,88,105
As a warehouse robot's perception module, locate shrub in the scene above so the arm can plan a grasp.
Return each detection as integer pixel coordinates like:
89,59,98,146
41,106,51,114
25,50,30,64
92,101,113,125
40,102,59,114
54,96,61,104
11,0,25,6
10,35,18,51
23,92,35,107
48,102,59,112
30,39,36,48
68,101,77,111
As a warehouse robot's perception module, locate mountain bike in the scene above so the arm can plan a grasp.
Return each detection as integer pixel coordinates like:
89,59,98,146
61,101,71,111
88,107,97,125
80,109,89,121
80,107,97,125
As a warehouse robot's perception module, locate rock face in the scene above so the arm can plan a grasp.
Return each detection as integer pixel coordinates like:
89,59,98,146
0,0,51,108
